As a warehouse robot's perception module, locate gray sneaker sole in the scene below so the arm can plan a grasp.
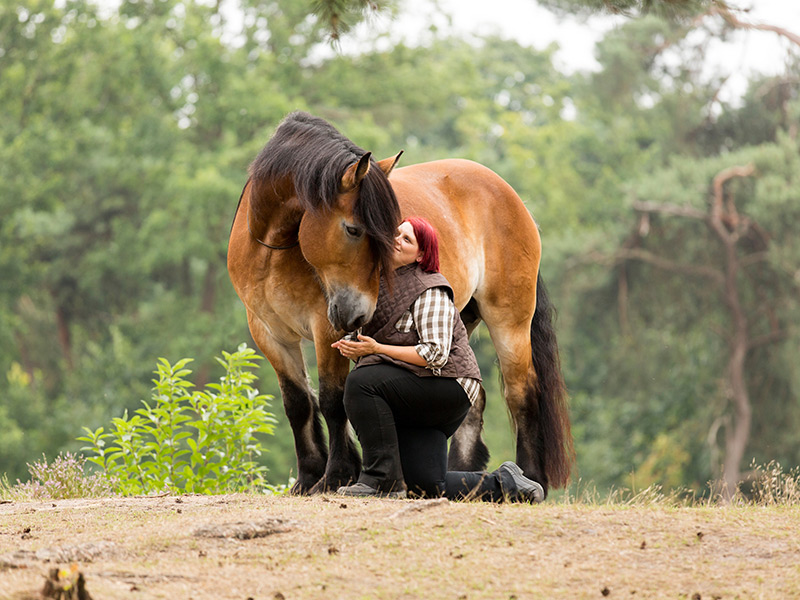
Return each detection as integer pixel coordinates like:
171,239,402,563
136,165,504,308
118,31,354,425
336,485,407,499
499,461,544,503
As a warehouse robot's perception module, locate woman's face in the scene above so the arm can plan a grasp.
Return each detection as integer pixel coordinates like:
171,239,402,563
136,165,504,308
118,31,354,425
393,221,423,268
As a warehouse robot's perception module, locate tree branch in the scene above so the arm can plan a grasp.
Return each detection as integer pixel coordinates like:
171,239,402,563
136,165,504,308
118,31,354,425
747,330,787,350
740,251,770,268
633,201,707,220
709,163,755,244
711,5,800,48
597,247,726,285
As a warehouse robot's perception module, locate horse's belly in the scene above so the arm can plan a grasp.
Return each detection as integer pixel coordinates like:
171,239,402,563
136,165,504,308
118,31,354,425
441,250,483,310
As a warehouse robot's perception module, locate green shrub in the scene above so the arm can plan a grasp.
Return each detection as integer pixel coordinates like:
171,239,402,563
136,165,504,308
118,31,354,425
78,344,277,495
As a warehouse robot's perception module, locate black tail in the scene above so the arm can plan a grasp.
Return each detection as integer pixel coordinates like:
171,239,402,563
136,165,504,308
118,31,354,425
528,273,574,489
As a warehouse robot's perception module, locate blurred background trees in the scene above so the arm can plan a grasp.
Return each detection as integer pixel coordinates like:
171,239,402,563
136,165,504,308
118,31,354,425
1,0,798,496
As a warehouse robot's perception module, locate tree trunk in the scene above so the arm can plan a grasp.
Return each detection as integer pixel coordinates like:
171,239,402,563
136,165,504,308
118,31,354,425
624,163,762,499
54,303,74,372
195,262,219,389
719,241,752,499
708,164,756,500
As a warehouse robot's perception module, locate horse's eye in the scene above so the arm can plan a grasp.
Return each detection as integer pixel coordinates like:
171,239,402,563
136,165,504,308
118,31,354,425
344,224,362,238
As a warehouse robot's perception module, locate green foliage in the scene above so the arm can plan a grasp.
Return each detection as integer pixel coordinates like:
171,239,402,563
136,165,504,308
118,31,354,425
535,0,713,21
311,0,397,40
2,0,799,498
310,0,710,34
78,345,277,495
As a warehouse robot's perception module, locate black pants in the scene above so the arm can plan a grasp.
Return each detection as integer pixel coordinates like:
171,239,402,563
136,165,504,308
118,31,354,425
344,364,507,500
397,427,508,501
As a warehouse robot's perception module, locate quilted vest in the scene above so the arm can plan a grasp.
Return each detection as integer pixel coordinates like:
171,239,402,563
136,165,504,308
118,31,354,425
354,263,481,381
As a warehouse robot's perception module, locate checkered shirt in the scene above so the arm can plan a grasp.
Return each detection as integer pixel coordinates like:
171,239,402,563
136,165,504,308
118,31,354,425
395,287,481,405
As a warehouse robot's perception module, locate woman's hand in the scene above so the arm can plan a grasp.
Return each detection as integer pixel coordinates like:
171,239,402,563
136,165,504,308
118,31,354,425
331,334,380,359
332,334,428,367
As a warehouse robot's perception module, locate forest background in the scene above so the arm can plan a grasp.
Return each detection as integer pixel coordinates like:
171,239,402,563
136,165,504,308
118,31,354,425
1,0,799,498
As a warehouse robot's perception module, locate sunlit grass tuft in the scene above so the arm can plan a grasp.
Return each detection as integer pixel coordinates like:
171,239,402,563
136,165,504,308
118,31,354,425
0,452,115,501
554,478,697,508
552,461,800,508
729,460,800,507
4,456,800,508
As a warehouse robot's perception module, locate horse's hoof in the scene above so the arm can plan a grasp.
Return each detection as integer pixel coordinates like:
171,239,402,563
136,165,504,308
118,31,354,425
307,480,328,495
308,474,357,495
289,477,321,495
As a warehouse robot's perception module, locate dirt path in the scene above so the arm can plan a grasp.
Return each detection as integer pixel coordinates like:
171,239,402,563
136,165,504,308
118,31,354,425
1,494,799,599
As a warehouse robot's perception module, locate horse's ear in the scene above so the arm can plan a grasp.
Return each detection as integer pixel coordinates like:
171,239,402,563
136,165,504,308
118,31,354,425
377,150,404,177
340,152,372,192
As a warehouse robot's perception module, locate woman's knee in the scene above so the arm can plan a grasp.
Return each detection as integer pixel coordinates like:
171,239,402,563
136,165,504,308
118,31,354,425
344,368,372,406
344,366,373,391
343,366,382,415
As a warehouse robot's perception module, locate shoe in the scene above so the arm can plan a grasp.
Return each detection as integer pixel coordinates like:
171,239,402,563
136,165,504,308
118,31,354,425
496,462,544,503
336,482,407,499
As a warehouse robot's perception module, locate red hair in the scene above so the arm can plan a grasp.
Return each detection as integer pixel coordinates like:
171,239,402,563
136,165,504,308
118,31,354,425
403,216,440,273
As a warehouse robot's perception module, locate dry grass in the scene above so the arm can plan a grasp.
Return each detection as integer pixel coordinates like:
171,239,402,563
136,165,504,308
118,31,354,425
2,492,800,599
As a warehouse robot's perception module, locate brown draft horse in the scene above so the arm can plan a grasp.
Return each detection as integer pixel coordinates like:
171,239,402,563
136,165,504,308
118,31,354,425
227,111,573,497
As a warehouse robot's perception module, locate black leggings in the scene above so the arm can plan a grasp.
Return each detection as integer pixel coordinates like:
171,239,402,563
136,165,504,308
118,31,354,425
344,364,507,500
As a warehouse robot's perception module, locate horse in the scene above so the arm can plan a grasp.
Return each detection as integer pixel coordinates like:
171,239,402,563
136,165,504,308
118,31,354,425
227,111,573,497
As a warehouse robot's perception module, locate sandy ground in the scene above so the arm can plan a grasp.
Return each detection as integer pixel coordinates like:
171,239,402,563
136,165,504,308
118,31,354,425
1,494,799,599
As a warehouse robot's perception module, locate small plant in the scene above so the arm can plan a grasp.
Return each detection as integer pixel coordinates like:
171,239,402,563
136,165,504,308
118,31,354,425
0,452,115,501
78,344,277,495
743,460,800,506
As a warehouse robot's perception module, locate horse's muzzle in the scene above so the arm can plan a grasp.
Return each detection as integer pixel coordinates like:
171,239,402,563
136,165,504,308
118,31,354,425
327,287,374,332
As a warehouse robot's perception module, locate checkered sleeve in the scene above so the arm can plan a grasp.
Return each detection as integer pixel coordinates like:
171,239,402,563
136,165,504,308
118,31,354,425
411,287,454,375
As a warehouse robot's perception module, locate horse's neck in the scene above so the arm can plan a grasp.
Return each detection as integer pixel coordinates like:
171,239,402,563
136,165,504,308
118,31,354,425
249,177,303,243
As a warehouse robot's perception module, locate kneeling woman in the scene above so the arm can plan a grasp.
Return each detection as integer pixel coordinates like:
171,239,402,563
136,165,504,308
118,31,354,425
333,217,543,502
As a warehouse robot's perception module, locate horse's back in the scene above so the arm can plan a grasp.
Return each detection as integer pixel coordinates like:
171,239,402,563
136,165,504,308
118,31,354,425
390,159,541,312
392,159,536,222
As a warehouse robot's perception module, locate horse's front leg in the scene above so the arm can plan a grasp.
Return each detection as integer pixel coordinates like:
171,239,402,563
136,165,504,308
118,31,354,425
275,372,328,494
246,312,327,494
309,339,361,493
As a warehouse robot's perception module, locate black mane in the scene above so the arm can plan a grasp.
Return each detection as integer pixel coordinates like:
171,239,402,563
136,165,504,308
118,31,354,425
250,111,400,276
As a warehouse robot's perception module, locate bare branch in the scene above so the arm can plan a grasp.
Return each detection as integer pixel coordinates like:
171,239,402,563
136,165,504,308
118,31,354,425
747,330,788,350
740,251,770,268
711,164,755,216
711,5,800,48
612,247,725,285
710,163,755,244
633,201,707,220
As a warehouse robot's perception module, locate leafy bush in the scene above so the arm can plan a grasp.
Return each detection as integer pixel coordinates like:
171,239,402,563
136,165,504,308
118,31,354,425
0,452,115,500
78,344,277,495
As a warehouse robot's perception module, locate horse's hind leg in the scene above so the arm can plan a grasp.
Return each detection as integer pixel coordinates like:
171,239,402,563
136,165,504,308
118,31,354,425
484,318,550,494
448,298,490,472
480,281,572,498
247,313,327,494
448,386,489,471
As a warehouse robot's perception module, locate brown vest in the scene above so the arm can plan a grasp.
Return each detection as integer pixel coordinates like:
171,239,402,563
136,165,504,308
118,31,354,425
354,264,481,381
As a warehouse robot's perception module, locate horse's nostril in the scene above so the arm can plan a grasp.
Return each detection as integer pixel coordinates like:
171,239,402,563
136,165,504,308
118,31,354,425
328,288,373,332
328,304,342,329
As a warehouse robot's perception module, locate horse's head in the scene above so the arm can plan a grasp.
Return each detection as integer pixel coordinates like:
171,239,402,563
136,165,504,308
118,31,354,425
299,151,403,332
